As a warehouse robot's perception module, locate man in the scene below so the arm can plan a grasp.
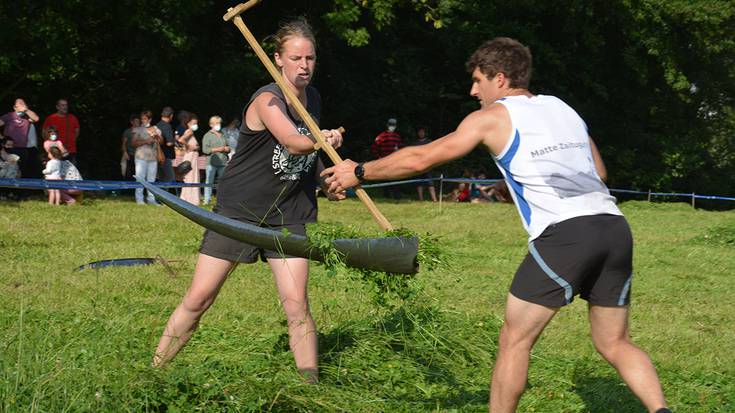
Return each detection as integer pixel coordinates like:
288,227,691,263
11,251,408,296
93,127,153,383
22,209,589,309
371,117,403,199
323,38,671,413
156,106,176,188
42,98,80,165
0,98,40,195
121,114,141,180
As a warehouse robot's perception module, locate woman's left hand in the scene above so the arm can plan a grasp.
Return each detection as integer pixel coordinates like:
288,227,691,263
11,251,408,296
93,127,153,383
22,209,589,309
321,129,343,150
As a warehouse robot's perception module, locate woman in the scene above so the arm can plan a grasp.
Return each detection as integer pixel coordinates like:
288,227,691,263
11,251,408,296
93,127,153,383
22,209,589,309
152,19,344,382
179,131,200,205
132,110,162,205
201,115,229,205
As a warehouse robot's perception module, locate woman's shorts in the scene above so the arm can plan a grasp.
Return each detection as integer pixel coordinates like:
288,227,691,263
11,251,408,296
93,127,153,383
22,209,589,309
199,222,308,263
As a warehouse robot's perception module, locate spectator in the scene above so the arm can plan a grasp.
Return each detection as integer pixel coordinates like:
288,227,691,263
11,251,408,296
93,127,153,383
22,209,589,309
202,115,229,205
484,180,513,203
0,137,20,200
43,126,68,159
157,106,176,185
121,114,140,179
42,98,80,165
176,114,199,147
0,138,20,179
179,133,200,205
25,119,42,180
0,98,41,192
371,118,403,199
175,110,192,138
42,146,63,205
132,110,162,205
413,127,438,202
58,158,83,205
222,116,240,161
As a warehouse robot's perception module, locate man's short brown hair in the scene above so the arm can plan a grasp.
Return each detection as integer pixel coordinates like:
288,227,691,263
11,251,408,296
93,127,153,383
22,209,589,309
466,37,532,89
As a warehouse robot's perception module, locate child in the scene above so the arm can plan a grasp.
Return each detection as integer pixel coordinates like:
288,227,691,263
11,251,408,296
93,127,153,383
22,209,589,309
43,126,68,159
43,146,63,205
179,135,200,205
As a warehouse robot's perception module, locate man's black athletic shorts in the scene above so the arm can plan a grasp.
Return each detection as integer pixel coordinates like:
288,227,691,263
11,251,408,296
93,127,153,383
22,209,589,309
199,222,307,264
510,214,633,307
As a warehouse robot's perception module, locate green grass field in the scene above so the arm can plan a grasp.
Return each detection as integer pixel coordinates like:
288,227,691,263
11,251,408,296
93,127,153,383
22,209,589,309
1,195,733,412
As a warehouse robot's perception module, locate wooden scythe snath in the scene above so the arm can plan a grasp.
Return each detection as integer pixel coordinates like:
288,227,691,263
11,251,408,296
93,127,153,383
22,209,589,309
223,0,394,231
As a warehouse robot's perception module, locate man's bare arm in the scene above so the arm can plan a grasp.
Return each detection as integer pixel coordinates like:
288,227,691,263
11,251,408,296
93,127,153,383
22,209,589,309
589,136,607,182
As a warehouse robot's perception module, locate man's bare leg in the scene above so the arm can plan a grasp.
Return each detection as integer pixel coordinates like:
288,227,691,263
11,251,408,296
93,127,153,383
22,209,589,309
588,305,668,413
489,293,559,413
152,254,233,366
268,257,318,380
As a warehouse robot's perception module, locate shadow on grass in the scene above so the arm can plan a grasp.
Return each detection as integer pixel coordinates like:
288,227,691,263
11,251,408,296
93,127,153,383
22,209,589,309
572,362,643,412
313,304,494,410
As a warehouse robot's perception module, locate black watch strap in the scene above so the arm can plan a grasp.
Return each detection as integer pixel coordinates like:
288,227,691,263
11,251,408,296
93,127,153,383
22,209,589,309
354,163,365,182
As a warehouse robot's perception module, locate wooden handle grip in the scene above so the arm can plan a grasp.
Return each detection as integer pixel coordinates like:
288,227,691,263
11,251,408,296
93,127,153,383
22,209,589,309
223,0,262,21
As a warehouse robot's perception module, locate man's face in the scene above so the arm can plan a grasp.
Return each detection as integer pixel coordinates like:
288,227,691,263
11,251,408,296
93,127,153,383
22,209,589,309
469,68,504,108
13,99,26,112
141,115,151,126
56,100,69,115
131,118,141,127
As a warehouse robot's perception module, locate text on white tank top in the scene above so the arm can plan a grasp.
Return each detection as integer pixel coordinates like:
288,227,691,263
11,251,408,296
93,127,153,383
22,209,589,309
493,94,622,242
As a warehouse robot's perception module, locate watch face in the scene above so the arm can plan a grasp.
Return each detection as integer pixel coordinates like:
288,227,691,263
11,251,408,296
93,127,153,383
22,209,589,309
355,164,364,179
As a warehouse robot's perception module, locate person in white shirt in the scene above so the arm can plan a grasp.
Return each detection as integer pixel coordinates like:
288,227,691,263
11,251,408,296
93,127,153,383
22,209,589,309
323,37,670,413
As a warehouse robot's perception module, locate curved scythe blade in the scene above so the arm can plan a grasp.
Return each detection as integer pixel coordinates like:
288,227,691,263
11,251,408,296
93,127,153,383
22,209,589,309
139,180,418,274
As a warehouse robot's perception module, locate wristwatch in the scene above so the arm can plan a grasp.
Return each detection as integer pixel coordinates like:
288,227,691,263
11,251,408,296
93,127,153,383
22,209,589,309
354,163,366,182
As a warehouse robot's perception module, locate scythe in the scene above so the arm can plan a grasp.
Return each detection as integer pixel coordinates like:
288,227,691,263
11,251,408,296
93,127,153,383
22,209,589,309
140,180,419,274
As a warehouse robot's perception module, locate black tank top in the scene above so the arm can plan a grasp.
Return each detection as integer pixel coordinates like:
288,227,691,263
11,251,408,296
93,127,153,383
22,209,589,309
214,83,321,225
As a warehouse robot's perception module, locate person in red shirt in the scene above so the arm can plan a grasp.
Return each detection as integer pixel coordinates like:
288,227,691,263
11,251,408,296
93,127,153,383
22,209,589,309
371,118,403,199
42,99,80,165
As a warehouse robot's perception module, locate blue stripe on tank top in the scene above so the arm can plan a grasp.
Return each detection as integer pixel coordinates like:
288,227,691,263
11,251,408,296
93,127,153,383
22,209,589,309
617,273,633,306
497,130,532,225
529,241,573,305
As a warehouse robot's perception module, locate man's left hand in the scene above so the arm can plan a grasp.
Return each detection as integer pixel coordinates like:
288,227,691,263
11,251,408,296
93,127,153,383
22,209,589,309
321,159,359,194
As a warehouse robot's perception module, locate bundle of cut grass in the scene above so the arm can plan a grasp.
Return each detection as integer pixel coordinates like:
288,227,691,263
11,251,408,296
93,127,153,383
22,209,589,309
306,222,447,305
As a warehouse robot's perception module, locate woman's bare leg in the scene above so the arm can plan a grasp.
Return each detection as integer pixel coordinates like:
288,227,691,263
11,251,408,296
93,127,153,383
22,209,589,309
268,257,318,379
152,254,234,366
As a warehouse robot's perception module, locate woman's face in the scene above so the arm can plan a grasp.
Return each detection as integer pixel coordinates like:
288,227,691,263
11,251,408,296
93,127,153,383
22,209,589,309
274,36,316,89
140,115,151,126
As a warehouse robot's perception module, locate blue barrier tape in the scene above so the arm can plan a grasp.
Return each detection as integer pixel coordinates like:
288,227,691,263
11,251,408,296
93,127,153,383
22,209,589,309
1,177,732,201
0,178,212,191
609,188,735,201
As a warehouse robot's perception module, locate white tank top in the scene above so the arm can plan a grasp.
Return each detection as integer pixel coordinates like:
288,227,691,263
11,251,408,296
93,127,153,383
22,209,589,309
493,95,622,241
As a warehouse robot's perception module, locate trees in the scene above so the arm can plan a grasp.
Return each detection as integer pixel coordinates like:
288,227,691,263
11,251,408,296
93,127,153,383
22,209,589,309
1,0,732,196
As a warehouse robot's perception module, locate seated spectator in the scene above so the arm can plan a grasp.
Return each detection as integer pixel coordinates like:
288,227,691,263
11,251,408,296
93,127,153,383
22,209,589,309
0,138,20,179
179,134,200,205
42,146,63,205
484,180,513,203
58,158,83,205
